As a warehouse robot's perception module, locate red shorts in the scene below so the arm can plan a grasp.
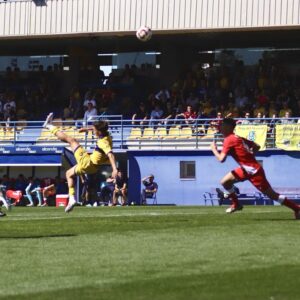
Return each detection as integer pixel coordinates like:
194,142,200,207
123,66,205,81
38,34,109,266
231,167,271,193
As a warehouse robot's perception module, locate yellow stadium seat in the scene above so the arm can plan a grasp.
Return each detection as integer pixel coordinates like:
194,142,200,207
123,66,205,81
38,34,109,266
207,127,217,138
155,127,167,139
165,127,181,139
37,129,53,141
128,128,142,140
180,127,193,139
3,129,15,141
141,128,155,139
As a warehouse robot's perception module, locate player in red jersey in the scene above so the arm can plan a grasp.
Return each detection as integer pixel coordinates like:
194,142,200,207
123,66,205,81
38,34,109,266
211,118,300,219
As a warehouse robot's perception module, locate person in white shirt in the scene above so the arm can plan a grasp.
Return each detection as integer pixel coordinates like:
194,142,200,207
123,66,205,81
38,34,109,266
84,102,98,122
149,105,164,126
155,88,170,103
83,99,96,109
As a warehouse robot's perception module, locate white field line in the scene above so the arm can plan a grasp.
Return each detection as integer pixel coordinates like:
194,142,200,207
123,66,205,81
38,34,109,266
2,210,282,221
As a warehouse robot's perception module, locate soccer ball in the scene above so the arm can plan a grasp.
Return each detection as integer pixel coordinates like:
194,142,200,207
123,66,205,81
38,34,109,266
136,26,152,42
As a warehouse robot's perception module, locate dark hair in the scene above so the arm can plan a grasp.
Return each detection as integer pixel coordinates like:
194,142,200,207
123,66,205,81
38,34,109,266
93,120,109,136
222,118,236,129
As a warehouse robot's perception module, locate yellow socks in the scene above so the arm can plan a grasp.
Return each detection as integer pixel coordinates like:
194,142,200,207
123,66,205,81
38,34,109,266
48,125,60,135
69,187,75,197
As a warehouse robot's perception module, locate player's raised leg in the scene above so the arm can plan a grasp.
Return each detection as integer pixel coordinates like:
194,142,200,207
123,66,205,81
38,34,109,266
220,172,243,213
43,113,80,151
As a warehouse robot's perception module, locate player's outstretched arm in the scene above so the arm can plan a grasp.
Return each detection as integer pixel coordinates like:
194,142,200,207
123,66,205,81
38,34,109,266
107,152,118,178
78,127,93,133
210,142,227,163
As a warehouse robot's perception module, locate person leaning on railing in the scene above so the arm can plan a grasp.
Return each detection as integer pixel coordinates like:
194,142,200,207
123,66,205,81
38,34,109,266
131,102,148,126
280,111,294,124
176,105,197,126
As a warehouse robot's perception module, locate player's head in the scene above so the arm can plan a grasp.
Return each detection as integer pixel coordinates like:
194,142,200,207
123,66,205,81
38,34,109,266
220,118,236,136
93,120,109,137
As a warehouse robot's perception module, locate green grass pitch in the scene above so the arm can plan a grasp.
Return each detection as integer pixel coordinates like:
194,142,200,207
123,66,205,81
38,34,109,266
0,206,300,300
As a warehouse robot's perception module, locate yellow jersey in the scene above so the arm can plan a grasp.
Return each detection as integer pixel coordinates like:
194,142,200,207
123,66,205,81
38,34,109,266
90,135,113,165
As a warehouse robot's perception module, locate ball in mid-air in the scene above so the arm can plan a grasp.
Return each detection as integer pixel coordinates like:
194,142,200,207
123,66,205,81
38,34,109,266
136,26,152,42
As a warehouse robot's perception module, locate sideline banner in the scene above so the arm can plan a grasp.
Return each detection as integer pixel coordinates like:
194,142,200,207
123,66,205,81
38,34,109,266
276,124,300,151
235,125,268,150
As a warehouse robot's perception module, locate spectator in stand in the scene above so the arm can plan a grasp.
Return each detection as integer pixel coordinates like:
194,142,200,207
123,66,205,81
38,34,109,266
155,87,170,103
253,104,266,118
54,176,68,195
83,90,96,109
1,175,11,190
210,112,223,133
3,93,16,112
186,92,199,110
163,102,177,126
176,105,197,125
141,174,158,205
149,104,164,126
182,72,197,97
14,174,27,193
279,102,292,118
235,91,248,109
132,102,148,125
112,170,127,206
237,112,252,125
281,111,294,124
253,112,265,124
67,89,82,119
268,102,277,118
25,177,41,207
100,176,115,205
202,101,214,117
257,89,269,106
83,102,98,122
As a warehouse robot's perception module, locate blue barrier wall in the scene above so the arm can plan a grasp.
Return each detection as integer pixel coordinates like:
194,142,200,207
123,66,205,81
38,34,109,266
128,150,300,205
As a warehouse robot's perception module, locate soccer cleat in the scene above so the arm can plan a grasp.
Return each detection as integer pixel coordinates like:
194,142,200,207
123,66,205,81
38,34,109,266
294,207,300,220
43,112,54,128
0,210,6,217
226,204,244,214
65,197,77,213
26,203,34,207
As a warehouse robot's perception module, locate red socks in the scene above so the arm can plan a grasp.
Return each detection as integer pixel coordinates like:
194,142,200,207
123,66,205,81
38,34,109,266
229,193,239,208
282,198,299,211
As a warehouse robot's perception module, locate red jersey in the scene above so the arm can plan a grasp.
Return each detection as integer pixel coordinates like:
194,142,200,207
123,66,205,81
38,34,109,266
221,134,261,175
184,111,197,119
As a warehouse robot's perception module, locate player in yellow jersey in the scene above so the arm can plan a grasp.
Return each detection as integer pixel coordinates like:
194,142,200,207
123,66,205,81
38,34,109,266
43,113,118,213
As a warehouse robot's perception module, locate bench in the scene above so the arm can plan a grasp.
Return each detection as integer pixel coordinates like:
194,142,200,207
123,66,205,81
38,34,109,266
203,188,266,206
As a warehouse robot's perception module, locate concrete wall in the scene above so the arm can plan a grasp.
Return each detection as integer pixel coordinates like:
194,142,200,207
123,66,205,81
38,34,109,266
1,0,300,38
128,150,300,205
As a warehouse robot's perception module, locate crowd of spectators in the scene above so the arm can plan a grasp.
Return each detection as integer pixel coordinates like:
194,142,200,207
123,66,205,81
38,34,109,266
1,53,300,126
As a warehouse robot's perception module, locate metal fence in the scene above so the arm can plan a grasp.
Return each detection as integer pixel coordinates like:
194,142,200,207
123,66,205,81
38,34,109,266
0,116,299,151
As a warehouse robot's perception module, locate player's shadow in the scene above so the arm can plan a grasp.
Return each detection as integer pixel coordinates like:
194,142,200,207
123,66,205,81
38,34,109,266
0,234,77,239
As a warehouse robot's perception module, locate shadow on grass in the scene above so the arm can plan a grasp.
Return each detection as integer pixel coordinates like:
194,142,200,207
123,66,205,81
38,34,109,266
0,234,77,239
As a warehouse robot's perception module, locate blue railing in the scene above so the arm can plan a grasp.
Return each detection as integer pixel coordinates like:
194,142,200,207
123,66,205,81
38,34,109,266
0,116,299,151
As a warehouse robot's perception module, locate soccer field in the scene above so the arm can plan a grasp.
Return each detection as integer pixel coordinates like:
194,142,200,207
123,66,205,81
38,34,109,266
0,206,300,300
